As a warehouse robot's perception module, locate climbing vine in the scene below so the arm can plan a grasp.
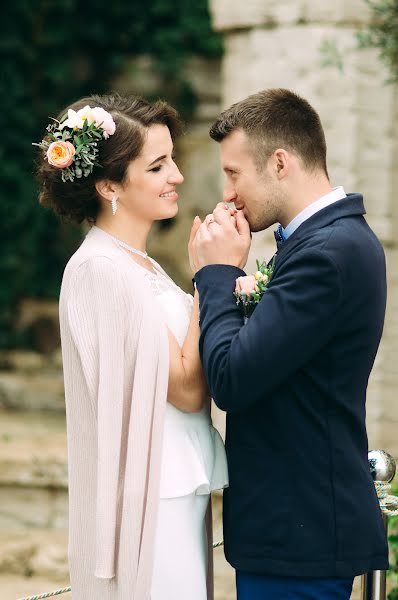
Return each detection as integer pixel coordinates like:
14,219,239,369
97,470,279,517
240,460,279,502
0,0,223,347
357,0,398,82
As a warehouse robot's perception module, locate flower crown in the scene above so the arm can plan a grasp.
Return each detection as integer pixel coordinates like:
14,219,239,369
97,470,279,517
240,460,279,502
33,106,116,182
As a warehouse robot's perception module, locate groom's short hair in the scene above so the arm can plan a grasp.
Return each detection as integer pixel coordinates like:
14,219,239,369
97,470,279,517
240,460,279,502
210,88,328,177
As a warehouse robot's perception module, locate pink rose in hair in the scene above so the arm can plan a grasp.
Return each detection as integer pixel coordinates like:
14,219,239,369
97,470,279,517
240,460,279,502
91,107,116,139
46,141,75,168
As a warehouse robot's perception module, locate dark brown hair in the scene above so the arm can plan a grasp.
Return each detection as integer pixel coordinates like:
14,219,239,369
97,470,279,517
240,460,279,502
210,88,328,176
36,93,182,224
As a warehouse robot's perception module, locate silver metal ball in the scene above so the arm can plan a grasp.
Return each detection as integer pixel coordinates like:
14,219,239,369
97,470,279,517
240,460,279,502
368,449,396,482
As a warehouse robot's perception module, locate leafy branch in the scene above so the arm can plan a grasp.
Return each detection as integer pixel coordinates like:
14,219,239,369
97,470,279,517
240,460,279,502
357,0,398,82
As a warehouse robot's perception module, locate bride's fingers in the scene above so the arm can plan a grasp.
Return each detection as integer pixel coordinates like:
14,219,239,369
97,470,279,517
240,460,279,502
189,216,202,246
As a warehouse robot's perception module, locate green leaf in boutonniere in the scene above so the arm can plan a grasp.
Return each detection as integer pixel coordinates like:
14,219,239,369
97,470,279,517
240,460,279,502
234,256,275,321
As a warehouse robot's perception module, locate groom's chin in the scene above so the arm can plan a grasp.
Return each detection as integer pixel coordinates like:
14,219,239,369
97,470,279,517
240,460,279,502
249,222,263,233
250,216,278,233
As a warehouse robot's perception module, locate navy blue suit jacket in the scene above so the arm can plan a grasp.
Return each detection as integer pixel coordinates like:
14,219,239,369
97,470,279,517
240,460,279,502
195,194,389,577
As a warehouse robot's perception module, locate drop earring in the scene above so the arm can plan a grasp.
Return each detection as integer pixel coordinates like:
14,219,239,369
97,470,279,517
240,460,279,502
111,195,118,216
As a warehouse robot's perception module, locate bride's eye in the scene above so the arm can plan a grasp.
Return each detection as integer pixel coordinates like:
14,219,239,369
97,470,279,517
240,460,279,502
150,165,162,172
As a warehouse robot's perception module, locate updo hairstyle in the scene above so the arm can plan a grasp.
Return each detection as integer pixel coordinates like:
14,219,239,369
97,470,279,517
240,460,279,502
36,94,181,224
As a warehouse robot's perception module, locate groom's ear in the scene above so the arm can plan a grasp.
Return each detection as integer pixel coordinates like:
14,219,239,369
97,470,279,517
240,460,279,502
272,148,289,179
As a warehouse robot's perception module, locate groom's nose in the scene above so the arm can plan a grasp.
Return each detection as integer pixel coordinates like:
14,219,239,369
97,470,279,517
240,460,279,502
223,182,237,203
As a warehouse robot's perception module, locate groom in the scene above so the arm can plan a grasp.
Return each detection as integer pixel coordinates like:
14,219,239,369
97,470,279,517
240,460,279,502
189,89,389,599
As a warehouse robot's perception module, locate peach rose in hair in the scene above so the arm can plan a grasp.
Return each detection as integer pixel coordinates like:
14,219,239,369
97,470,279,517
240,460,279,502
46,141,76,169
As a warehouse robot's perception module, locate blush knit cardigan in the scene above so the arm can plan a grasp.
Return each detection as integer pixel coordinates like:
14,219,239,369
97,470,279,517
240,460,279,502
59,226,214,599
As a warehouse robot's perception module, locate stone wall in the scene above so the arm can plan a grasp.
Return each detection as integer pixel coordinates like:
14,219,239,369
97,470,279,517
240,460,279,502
209,0,398,458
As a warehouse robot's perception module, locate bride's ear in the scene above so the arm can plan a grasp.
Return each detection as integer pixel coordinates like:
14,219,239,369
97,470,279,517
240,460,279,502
95,179,117,202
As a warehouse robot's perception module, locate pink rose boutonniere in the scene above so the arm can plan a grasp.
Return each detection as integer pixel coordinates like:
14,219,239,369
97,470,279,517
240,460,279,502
234,257,275,323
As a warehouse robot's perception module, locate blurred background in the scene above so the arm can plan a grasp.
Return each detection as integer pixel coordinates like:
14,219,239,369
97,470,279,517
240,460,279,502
0,0,397,598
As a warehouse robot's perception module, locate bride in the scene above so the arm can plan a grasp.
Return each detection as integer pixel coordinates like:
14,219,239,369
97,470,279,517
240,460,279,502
34,93,228,599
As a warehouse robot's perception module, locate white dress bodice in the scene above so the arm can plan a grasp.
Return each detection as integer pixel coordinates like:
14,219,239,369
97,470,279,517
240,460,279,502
139,260,229,499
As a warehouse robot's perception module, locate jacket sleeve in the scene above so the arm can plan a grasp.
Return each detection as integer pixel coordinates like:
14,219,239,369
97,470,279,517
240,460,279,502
67,256,129,579
195,251,342,414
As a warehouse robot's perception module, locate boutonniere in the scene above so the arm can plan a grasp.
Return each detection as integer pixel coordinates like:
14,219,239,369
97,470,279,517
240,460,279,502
234,256,275,322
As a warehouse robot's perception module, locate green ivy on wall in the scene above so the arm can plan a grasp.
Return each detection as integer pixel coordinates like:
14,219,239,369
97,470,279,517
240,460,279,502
357,0,398,82
0,0,223,348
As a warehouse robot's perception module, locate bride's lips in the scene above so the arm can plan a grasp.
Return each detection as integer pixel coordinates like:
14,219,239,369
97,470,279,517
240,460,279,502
160,190,178,202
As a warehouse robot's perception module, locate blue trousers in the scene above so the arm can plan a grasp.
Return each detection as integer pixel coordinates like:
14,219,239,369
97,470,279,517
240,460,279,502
236,571,354,600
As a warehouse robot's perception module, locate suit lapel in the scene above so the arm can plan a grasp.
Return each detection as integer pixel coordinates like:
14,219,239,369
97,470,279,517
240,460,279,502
267,193,366,277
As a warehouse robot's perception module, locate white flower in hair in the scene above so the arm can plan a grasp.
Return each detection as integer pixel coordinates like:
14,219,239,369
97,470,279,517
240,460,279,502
60,106,94,130
91,107,116,139
76,105,95,125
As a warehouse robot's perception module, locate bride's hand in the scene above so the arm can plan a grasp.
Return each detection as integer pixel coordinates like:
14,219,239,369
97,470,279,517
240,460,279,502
188,216,202,273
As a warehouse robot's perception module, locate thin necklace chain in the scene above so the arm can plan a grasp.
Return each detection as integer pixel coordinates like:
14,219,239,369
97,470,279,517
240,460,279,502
110,235,149,259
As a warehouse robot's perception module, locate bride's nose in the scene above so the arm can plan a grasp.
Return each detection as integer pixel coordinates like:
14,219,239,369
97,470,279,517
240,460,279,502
169,164,184,185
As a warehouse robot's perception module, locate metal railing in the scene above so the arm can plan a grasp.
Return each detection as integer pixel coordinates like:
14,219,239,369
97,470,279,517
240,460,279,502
361,450,398,600
16,450,397,600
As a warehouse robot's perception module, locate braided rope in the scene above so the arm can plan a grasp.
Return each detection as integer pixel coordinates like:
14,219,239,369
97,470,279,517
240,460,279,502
15,481,397,599
16,587,72,600
16,540,224,600
16,480,397,599
375,481,398,517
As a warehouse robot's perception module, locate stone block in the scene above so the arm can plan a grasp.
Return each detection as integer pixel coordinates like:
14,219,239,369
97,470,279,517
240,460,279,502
0,488,68,530
17,298,60,354
114,55,221,114
0,530,68,579
0,410,67,489
210,0,371,30
0,351,46,373
0,372,65,412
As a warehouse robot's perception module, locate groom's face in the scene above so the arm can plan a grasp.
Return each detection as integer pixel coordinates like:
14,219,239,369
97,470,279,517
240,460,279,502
219,129,281,232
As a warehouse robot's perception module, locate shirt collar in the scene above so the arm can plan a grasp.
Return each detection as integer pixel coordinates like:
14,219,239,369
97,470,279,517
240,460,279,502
282,186,347,240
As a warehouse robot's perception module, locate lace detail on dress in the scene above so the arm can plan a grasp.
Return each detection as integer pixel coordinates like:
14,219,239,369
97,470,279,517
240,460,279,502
141,269,176,296
140,262,194,317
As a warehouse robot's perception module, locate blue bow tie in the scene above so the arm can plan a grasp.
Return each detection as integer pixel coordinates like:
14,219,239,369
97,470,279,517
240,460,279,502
274,224,285,248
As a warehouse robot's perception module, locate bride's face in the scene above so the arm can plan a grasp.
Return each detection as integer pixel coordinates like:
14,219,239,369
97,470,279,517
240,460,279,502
118,124,184,222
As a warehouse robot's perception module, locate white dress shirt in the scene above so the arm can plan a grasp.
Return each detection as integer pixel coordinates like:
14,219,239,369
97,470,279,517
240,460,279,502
282,186,347,240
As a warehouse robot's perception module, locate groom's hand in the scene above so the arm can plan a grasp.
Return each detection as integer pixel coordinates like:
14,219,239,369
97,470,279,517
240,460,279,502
191,202,251,272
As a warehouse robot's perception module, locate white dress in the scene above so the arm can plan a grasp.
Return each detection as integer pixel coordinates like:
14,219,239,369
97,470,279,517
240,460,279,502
137,260,229,600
